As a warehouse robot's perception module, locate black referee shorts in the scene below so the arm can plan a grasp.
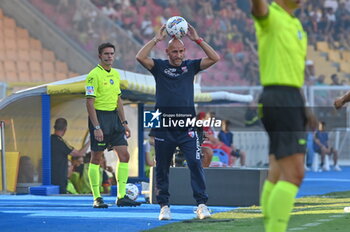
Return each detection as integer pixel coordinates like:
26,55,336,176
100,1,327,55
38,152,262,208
258,86,307,160
89,110,128,152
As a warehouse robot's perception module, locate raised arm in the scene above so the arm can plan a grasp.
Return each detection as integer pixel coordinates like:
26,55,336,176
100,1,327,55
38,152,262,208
250,0,269,18
187,24,220,71
136,24,167,70
334,91,350,109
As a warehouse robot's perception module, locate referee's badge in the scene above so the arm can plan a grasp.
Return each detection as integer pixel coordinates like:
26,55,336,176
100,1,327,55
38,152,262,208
297,31,303,40
86,86,95,95
110,79,114,85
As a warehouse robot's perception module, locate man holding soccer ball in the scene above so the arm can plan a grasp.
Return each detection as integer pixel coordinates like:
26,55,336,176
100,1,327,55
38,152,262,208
136,20,220,220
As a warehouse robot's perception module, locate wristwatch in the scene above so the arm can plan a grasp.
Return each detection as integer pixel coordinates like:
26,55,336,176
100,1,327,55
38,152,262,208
122,120,128,125
94,125,101,130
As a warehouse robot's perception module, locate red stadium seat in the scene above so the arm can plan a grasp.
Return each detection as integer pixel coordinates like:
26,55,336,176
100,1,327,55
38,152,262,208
30,71,43,82
5,49,18,61
17,50,30,61
0,62,4,80
18,71,32,82
55,61,68,74
16,28,29,38
17,39,30,50
4,39,16,51
0,41,5,53
29,50,43,62
42,61,55,74
4,61,16,72
5,71,18,82
68,72,79,78
29,38,42,50
4,29,16,39
29,61,41,73
3,17,16,29
55,72,67,80
0,19,3,31
43,72,56,82
17,61,29,73
0,50,5,61
42,49,56,62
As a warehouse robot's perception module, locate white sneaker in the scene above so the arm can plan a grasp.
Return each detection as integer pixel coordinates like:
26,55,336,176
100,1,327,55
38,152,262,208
196,204,211,219
334,165,342,171
322,165,330,171
304,165,310,171
159,205,171,220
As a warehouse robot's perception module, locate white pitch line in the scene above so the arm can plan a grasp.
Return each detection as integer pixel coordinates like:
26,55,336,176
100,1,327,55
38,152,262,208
289,215,336,231
329,215,345,218
317,219,333,222
303,222,321,227
288,227,306,231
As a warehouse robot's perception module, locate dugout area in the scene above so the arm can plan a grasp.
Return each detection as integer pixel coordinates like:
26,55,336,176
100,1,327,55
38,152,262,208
0,71,252,194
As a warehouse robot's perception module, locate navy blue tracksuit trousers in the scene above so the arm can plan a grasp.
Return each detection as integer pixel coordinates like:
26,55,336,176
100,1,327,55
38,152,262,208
154,128,208,206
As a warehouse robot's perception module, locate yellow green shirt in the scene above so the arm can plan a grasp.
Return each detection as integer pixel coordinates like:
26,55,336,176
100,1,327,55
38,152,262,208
253,2,307,88
85,64,122,111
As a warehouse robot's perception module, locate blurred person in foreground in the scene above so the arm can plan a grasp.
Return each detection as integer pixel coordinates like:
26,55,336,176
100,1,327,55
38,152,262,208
136,24,220,220
85,42,141,208
251,0,317,231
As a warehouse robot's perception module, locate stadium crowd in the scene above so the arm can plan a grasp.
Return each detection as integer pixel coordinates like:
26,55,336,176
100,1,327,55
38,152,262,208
29,0,350,86
301,0,350,51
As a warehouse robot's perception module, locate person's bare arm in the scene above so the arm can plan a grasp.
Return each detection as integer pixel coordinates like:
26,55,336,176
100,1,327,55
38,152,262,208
187,24,220,70
250,0,269,18
71,141,90,157
299,89,318,130
86,97,103,141
145,151,155,166
117,97,131,138
136,24,167,70
334,91,350,109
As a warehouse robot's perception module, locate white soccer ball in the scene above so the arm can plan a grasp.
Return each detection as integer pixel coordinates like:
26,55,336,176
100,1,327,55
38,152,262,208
125,183,139,201
166,16,188,39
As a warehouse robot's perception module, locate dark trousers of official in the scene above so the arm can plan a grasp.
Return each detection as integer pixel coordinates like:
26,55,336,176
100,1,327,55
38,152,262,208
154,129,208,206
